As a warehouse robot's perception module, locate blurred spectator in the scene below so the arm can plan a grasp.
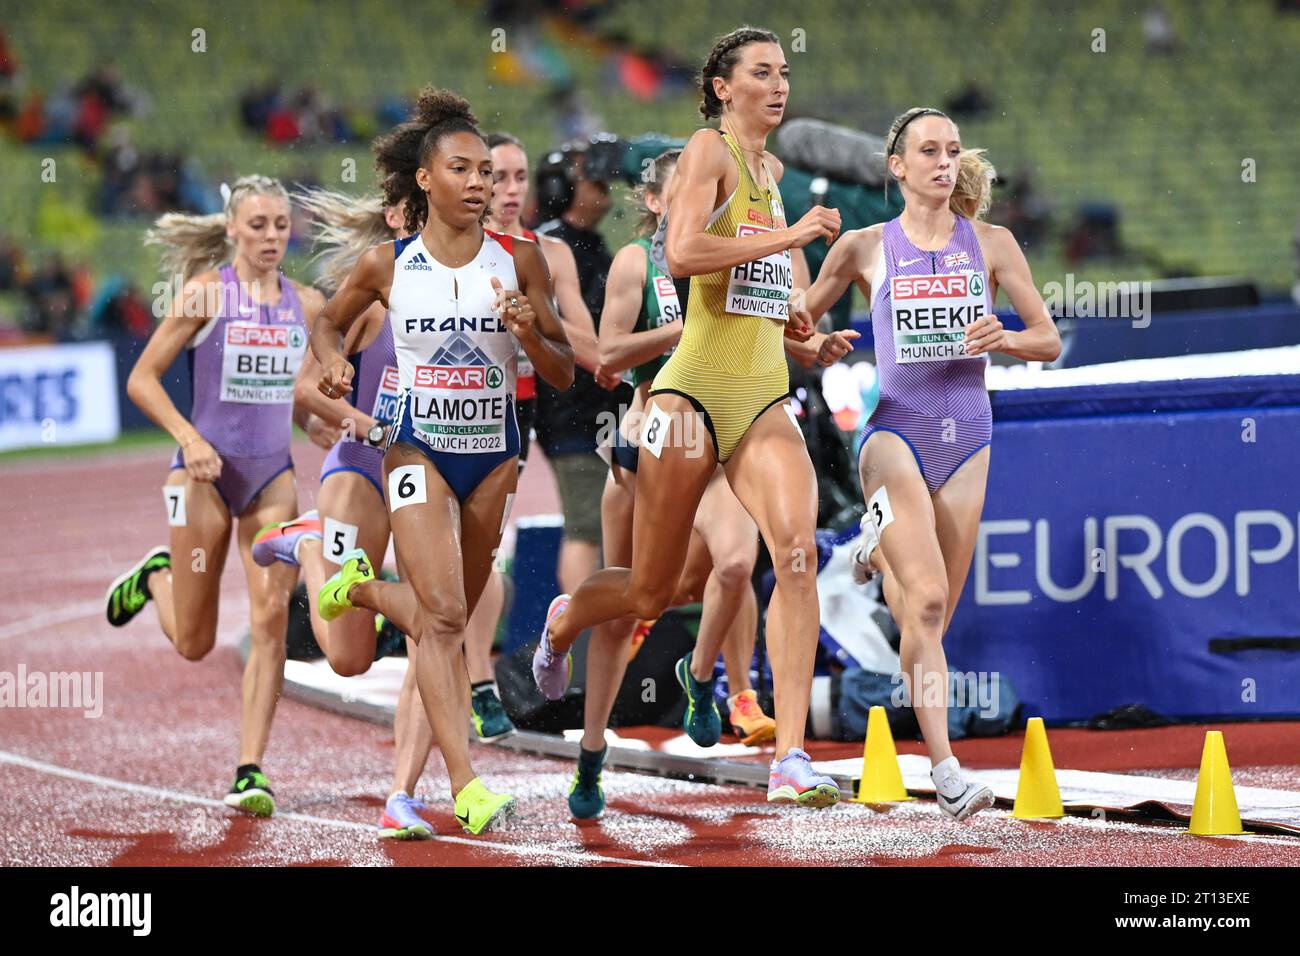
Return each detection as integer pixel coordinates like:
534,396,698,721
1064,203,1122,264
995,166,1052,251
945,80,993,119
1143,3,1180,55
24,254,76,338
90,276,154,339
550,84,602,143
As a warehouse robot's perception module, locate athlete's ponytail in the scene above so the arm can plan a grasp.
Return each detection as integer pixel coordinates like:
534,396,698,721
698,26,780,121
884,108,996,220
630,148,681,237
145,174,290,282
294,188,394,292
373,86,483,235
950,148,995,221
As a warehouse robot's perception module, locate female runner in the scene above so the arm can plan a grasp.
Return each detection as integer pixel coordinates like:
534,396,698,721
801,107,1061,818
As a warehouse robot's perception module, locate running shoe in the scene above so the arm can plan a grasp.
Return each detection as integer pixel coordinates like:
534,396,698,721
378,791,433,840
767,748,841,808
251,509,321,567
470,686,516,742
453,777,515,835
318,548,374,621
567,745,607,820
728,689,777,746
531,594,572,700
224,766,275,817
930,756,995,821
627,618,656,662
104,546,170,627
674,651,722,747
850,511,882,585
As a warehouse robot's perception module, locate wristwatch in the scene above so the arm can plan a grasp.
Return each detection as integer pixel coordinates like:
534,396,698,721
364,422,387,447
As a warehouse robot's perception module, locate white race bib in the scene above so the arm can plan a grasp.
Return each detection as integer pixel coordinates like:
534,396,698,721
220,323,306,403
408,363,510,454
726,224,792,321
890,271,988,364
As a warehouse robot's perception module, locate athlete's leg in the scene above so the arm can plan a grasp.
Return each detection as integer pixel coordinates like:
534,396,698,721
857,432,953,764
464,569,504,684
721,585,759,694
234,469,300,767
579,465,637,752
931,447,990,633
687,470,759,682
148,470,232,658
392,636,434,796
723,401,819,759
300,471,388,676
547,394,716,651
346,446,480,795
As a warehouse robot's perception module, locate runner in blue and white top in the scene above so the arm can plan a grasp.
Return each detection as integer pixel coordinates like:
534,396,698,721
306,88,574,836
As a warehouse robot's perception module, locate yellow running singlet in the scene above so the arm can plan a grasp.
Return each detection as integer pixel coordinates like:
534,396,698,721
650,130,793,462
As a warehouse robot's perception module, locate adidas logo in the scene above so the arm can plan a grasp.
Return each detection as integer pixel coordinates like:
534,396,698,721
404,252,433,272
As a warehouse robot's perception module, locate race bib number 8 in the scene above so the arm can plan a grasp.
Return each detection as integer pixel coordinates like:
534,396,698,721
323,517,359,564
388,465,428,512
641,404,670,459
890,271,988,363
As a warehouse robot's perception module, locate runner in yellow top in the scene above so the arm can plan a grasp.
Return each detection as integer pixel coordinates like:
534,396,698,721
534,26,849,808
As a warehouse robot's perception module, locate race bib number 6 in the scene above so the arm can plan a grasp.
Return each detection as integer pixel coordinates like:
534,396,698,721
388,465,428,512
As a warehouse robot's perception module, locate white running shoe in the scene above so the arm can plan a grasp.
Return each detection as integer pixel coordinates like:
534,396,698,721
851,512,882,585
930,756,995,821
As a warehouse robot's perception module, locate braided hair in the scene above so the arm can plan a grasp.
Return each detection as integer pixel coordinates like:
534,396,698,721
372,87,483,235
698,26,781,121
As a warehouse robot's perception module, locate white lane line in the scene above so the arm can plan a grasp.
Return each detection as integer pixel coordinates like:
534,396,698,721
0,749,678,867
0,602,105,641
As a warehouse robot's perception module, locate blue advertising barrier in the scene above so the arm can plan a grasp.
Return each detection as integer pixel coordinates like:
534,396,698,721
945,373,1300,723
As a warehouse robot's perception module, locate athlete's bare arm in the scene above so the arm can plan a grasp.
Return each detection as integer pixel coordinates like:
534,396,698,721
666,129,840,278
966,223,1061,361
313,243,394,400
294,300,387,436
289,282,338,446
538,235,599,371
126,268,225,479
598,243,681,374
503,239,575,391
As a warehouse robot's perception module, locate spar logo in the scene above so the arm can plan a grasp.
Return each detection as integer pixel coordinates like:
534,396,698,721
227,325,302,348
894,273,983,299
414,365,504,389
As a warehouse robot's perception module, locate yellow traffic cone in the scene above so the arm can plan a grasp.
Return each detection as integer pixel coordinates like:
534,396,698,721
1013,717,1065,818
853,705,912,803
1189,730,1245,835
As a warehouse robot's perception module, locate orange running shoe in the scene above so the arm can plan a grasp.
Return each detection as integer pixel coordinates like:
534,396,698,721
626,618,656,662
728,689,777,746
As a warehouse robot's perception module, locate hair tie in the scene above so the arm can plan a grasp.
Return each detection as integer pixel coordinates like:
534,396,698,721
219,182,233,211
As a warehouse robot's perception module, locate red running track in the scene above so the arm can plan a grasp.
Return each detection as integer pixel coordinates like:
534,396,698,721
2,440,1298,866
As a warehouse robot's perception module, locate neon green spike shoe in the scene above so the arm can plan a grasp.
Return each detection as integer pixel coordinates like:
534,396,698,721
318,548,375,622
105,546,170,627
453,777,515,835
224,766,275,817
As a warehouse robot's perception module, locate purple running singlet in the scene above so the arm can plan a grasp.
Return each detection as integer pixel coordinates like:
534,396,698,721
170,265,306,514
860,215,992,493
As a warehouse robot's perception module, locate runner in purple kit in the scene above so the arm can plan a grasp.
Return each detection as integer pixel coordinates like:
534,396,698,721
801,108,1061,819
104,175,334,817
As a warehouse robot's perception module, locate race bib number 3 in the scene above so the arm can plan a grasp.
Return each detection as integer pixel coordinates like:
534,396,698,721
725,225,792,321
221,322,306,404
388,465,428,512
890,271,988,364
322,517,359,564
